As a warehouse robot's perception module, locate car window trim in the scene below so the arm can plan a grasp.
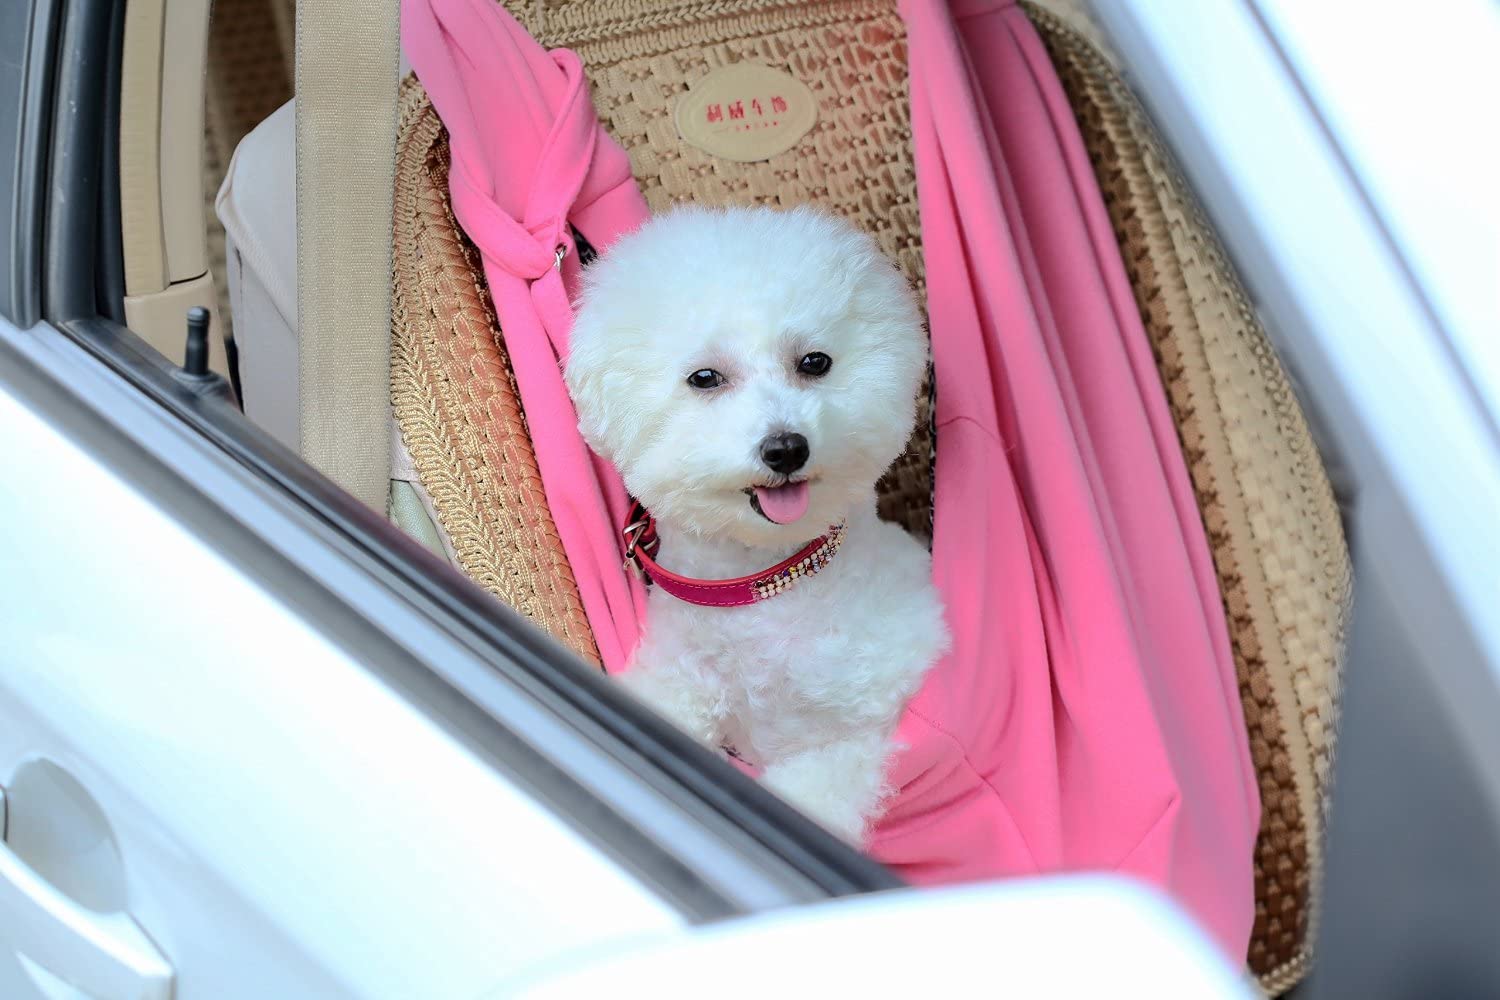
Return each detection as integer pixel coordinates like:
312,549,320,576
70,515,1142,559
1,0,60,325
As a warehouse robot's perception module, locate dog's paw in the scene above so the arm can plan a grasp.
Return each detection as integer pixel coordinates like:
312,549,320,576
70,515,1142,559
761,733,893,847
807,802,870,847
617,667,722,746
764,769,871,846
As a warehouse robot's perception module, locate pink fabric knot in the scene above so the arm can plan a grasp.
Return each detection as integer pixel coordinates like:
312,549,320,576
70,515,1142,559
442,49,596,283
520,50,599,231
449,160,572,281
526,216,570,267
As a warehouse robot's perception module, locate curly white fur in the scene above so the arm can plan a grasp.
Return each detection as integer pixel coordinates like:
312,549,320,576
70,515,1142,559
566,206,949,844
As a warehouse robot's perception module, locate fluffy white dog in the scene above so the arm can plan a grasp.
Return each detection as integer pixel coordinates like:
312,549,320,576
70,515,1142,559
566,205,948,845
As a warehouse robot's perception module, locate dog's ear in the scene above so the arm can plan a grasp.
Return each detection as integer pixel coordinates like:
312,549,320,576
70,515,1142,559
565,299,658,467
563,297,615,453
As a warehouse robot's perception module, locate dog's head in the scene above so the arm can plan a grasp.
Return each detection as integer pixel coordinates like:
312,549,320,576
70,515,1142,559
566,205,926,547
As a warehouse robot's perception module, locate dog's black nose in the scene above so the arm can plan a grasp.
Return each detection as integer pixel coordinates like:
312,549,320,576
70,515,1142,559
759,432,810,475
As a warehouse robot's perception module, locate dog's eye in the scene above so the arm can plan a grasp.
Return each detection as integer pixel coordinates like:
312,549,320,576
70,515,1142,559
686,368,726,390
797,352,833,378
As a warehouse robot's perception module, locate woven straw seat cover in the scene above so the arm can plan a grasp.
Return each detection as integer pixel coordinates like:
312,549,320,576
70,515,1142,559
388,2,1349,991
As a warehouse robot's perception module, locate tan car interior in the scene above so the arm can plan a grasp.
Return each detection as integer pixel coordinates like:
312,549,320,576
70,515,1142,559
115,0,1348,993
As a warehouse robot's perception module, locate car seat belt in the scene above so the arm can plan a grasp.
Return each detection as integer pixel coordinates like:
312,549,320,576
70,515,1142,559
294,0,401,510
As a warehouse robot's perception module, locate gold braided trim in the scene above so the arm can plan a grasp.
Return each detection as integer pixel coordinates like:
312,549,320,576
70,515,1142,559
1028,5,1351,994
391,79,601,665
506,0,894,58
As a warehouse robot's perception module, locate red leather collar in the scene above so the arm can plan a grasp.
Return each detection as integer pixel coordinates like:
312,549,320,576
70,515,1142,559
623,501,845,608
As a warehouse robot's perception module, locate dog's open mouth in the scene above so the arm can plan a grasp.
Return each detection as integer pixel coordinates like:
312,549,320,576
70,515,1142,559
745,480,811,525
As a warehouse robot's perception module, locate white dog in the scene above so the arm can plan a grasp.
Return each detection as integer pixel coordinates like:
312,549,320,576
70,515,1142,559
565,205,948,845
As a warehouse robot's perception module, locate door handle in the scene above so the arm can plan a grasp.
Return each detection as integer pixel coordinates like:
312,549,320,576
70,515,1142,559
0,784,173,1000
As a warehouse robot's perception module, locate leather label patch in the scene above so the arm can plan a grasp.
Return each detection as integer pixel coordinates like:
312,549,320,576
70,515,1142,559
674,64,818,163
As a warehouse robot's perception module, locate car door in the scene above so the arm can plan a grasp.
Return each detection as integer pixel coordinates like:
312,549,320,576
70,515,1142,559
0,319,690,998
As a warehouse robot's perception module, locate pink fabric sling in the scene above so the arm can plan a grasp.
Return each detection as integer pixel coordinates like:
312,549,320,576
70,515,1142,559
402,0,1259,958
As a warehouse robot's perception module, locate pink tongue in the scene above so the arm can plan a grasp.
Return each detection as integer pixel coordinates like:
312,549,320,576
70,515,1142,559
754,481,811,524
